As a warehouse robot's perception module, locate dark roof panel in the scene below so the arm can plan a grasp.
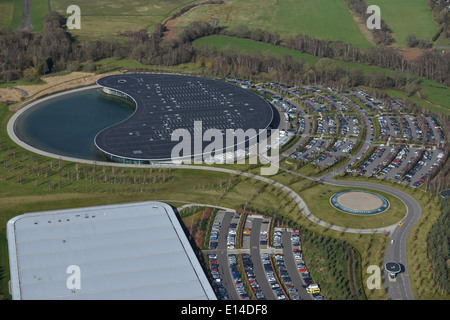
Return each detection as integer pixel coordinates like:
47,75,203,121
95,74,274,162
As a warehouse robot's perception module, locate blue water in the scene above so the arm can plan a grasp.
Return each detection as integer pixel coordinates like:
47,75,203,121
14,88,134,161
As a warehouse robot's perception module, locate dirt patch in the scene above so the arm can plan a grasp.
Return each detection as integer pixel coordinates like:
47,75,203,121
399,47,425,61
161,0,225,42
346,6,377,46
163,19,182,42
162,0,224,26
336,192,383,211
1,71,122,112
194,230,204,248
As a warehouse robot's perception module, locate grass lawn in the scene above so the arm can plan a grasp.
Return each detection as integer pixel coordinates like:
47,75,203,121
368,0,439,47
298,183,406,230
30,0,50,32
49,0,198,39
174,0,373,48
194,35,321,66
418,79,450,110
386,89,450,116
0,0,23,30
0,0,49,32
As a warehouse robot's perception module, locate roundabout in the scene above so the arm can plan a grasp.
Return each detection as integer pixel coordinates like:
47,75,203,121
330,190,390,215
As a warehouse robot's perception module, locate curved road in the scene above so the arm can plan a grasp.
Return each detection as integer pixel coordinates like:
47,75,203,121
7,86,421,300
321,174,418,300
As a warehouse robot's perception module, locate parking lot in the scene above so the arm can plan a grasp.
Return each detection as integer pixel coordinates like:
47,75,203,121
278,85,445,188
198,81,446,301
205,211,320,300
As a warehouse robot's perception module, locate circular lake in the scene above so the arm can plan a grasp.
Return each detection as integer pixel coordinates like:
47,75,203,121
14,88,135,161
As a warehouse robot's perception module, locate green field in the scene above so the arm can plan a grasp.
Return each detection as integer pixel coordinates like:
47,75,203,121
298,184,406,230
49,0,197,39
1,0,441,48
174,0,373,48
0,0,49,31
0,0,23,30
30,0,50,32
419,79,450,110
194,35,321,66
194,35,386,72
194,35,450,112
368,0,439,47
48,0,375,47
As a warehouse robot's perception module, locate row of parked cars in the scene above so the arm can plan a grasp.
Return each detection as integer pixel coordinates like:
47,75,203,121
227,224,237,249
227,213,240,249
273,230,283,248
378,146,409,177
242,253,266,300
291,233,323,300
355,146,386,175
408,149,445,188
289,138,319,161
317,116,337,135
228,254,250,300
402,115,422,142
261,253,287,300
429,116,446,146
378,116,390,136
354,91,383,111
209,221,221,249
208,253,229,300
304,97,329,113
274,254,301,300
403,150,430,185
298,116,307,134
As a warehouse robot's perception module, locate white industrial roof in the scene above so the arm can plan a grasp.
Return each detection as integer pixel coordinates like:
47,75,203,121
7,201,216,300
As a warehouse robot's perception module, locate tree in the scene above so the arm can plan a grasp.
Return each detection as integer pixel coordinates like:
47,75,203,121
83,60,96,72
23,67,39,81
406,33,419,48
38,56,53,75
67,61,80,72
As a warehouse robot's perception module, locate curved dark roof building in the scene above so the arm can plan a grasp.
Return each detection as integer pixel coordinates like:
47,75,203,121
95,74,275,164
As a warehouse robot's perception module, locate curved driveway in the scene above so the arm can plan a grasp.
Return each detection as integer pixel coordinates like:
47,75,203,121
321,174,418,300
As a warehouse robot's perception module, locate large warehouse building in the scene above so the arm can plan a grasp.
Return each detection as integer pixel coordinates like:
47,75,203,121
95,73,276,164
7,202,216,300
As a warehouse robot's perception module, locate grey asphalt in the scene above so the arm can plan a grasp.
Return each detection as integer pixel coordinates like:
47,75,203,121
281,231,311,300
249,218,276,300
320,175,419,300
17,0,33,31
216,211,240,300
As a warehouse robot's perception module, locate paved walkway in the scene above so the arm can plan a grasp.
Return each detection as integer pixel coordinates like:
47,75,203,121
17,0,33,31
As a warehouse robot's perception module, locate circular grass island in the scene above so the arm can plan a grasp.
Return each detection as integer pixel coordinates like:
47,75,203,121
297,184,406,230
